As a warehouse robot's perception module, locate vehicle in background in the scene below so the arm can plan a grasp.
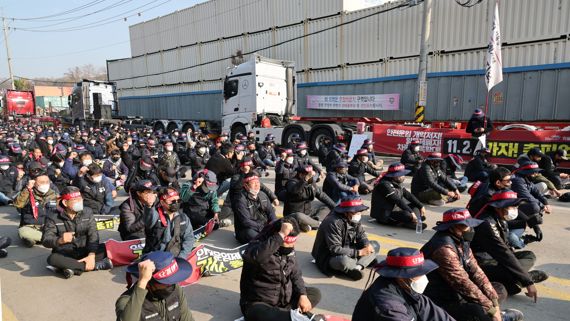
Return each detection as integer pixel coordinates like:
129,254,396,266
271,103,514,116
68,79,119,128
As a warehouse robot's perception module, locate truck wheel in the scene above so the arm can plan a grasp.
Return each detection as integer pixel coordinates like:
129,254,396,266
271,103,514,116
281,127,305,147
310,128,334,153
181,123,195,134
231,124,247,141
153,122,165,133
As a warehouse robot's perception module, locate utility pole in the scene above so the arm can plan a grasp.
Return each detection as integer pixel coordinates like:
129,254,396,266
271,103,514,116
414,0,432,123
2,17,14,90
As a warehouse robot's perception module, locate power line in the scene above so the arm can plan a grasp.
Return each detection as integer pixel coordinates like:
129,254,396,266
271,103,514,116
13,40,129,60
12,0,170,33
6,0,110,21
111,1,409,82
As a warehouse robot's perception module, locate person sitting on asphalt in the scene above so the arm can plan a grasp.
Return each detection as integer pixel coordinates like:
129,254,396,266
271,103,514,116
323,161,359,204
352,248,455,321
116,251,195,321
232,172,277,244
400,140,423,176
348,148,381,194
42,186,113,278
325,143,349,172
468,167,512,216
274,149,297,199
103,149,129,189
471,190,548,300
370,163,426,230
518,147,562,198
229,158,278,205
361,138,383,171
542,149,569,190
142,187,194,259
295,142,324,181
125,156,161,193
258,135,278,168
411,152,460,206
74,163,118,215
422,208,523,321
245,141,268,173
466,108,493,138
442,154,468,193
48,153,72,192
62,150,91,179
158,140,181,174
119,180,158,241
312,195,379,281
205,142,236,195
511,161,551,217
317,136,333,167
188,141,210,177
181,169,228,228
13,170,58,247
465,148,497,182
283,165,336,231
157,166,181,190
0,155,19,205
240,216,325,321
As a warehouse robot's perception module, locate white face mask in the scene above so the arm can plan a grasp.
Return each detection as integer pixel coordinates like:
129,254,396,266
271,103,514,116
286,157,295,165
505,208,518,221
82,160,93,166
413,146,420,152
71,201,84,212
300,150,307,156
127,141,133,146
361,156,369,163
0,165,9,171
165,146,174,152
350,213,362,223
92,175,103,183
47,140,54,145
89,140,96,145
198,147,207,155
411,275,429,294
36,184,50,194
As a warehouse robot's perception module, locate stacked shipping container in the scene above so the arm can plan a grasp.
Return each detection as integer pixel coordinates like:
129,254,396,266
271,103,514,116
108,0,570,121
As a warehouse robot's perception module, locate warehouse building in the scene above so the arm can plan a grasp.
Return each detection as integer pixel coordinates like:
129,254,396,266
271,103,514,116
107,0,570,122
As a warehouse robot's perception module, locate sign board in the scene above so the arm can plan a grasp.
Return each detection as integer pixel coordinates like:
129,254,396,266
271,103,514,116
306,94,399,111
348,134,369,158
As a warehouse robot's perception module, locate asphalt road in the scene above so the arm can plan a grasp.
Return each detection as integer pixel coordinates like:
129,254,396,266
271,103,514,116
1,157,569,321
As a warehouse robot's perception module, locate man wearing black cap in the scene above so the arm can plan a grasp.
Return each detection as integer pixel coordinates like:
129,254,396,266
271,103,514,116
74,163,117,215
517,148,559,197
401,140,423,175
471,190,548,300
103,149,129,188
181,169,225,228
466,109,493,138
465,148,497,182
14,170,58,247
371,163,426,230
312,195,378,280
158,140,181,174
352,248,454,321
295,142,323,179
258,136,277,168
0,155,18,205
187,141,210,176
274,149,297,198
323,161,359,203
422,208,522,321
119,180,158,241
157,166,181,190
542,148,570,190
511,161,551,218
317,136,332,167
125,156,161,193
411,153,460,206
143,187,194,259
240,217,324,321
348,148,381,194
232,172,277,244
283,165,335,231
205,142,236,195
116,251,195,321
325,143,348,173
42,186,113,278
361,138,383,171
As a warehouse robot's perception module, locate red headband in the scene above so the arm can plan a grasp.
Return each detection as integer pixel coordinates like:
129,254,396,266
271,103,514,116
386,253,425,268
160,190,179,201
284,235,298,244
141,160,152,168
339,200,363,207
491,191,518,201
0,158,10,163
388,164,405,172
153,260,179,280
243,175,259,183
61,191,82,200
442,209,471,222
240,160,253,167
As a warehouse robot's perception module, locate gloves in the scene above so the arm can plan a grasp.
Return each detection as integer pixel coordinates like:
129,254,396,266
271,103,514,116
533,225,543,242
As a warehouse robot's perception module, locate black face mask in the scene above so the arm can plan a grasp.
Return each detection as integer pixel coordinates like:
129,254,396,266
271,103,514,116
462,229,475,242
278,246,294,256
112,157,121,162
167,202,180,213
199,184,209,194
148,284,176,301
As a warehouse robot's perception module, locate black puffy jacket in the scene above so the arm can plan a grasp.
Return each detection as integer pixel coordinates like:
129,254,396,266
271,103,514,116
240,233,307,311
283,177,335,216
411,163,456,196
371,179,423,222
118,196,147,240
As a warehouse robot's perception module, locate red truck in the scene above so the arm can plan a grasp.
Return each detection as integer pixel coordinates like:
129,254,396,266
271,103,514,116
2,89,60,126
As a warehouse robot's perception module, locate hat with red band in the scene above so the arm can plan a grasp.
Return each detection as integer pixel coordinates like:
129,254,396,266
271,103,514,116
434,208,483,231
375,247,438,278
356,149,368,156
240,159,254,168
140,157,154,171
514,161,542,175
426,152,443,161
487,189,526,208
296,142,308,150
383,162,411,177
284,235,298,244
335,195,369,213
126,251,192,285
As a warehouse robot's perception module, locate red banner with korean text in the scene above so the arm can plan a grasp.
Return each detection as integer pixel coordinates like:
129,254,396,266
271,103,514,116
372,124,570,168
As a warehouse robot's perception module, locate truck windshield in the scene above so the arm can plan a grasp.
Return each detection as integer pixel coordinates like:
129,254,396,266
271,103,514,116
223,79,239,100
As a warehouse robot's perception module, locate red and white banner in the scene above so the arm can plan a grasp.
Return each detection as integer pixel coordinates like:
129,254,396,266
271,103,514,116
307,94,399,110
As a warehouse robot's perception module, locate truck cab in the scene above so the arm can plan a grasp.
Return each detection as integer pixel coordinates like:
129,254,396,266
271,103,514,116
68,80,118,128
221,54,296,140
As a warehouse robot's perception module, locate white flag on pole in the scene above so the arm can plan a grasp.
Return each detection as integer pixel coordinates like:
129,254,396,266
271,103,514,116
485,1,503,91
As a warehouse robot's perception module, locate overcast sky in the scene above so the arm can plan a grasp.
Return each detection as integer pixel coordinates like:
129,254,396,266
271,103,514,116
0,0,205,78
